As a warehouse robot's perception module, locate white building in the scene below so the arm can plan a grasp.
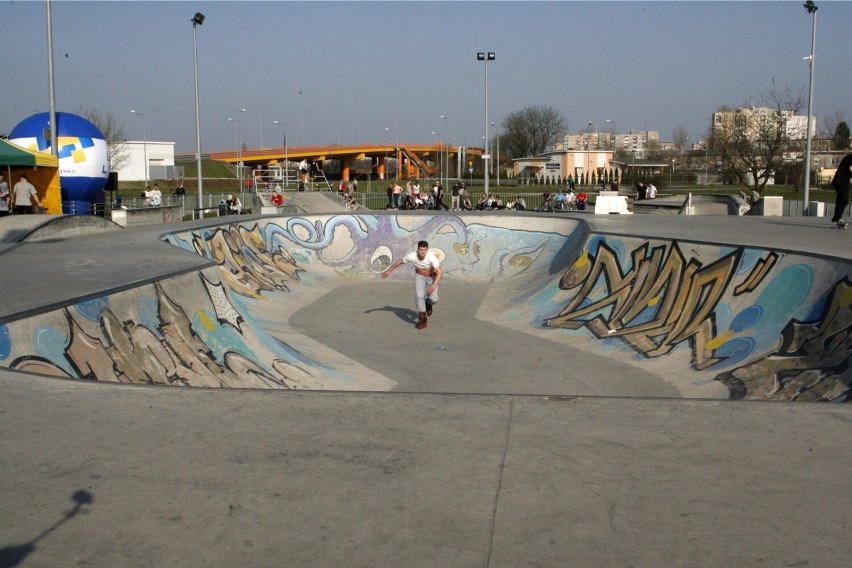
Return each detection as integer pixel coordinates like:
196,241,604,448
116,140,177,182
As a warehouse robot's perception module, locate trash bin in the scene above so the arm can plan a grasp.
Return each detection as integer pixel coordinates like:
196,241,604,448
218,201,228,216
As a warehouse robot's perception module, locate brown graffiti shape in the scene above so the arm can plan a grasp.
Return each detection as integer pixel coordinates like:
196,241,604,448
545,241,742,370
191,224,303,298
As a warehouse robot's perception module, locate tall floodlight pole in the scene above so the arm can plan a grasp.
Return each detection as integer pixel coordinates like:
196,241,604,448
273,121,288,186
477,52,495,194
46,0,58,158
802,0,818,214
228,108,246,191
432,131,443,188
191,12,205,211
440,115,448,186
130,109,151,187
491,122,500,186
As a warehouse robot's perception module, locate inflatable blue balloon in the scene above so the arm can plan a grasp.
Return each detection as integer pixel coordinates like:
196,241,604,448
10,112,110,214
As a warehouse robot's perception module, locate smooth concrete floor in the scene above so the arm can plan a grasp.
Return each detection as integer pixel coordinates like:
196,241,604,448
289,282,679,398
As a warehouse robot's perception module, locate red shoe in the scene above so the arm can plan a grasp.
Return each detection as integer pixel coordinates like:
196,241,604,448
415,313,428,329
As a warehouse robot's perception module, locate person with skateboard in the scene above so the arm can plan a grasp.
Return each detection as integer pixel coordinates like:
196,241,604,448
830,153,852,229
381,240,443,329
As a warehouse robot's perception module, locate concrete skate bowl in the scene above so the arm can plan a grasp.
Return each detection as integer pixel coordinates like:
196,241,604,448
2,213,851,402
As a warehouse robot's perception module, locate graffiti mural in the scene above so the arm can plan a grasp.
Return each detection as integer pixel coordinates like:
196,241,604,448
536,235,850,401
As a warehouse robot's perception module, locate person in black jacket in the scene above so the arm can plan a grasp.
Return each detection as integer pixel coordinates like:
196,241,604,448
830,153,852,228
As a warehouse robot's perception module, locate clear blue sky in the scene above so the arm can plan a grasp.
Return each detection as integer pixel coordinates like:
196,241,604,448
2,1,850,154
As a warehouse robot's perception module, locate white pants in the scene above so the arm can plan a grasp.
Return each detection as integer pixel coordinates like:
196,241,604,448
414,273,439,313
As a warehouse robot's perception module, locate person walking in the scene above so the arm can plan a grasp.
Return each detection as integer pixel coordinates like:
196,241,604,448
12,174,41,214
830,153,852,229
381,240,443,329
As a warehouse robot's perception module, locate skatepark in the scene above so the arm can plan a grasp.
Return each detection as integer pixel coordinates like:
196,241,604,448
1,207,850,566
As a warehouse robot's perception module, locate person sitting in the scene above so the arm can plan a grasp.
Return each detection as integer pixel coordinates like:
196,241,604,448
413,190,426,210
505,197,516,210
475,192,489,211
271,189,284,206
461,195,473,211
227,193,242,214
112,196,127,210
554,190,567,210
565,189,577,210
576,192,588,210
540,191,553,212
514,195,527,211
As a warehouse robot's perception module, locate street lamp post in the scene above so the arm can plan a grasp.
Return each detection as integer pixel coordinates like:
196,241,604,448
228,108,246,191
802,0,818,214
191,12,205,211
491,122,500,186
273,121,288,187
606,119,617,151
477,52,495,194
385,127,398,180
440,115,449,184
130,109,153,187
432,131,443,189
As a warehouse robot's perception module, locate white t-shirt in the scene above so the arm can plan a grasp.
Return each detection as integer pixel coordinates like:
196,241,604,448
403,250,440,272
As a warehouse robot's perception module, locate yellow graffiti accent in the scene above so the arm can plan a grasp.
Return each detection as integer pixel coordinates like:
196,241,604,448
510,255,531,268
574,251,589,268
197,309,216,331
704,331,732,351
648,295,661,307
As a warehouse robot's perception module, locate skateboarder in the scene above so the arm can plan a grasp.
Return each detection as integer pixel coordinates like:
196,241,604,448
381,240,443,329
830,153,852,229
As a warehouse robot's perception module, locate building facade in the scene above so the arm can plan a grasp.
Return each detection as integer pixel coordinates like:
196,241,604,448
116,141,177,182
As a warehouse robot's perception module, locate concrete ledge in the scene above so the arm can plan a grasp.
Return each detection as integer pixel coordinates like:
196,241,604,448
111,205,182,227
0,214,123,243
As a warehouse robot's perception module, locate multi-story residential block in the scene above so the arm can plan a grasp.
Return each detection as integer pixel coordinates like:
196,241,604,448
712,107,815,142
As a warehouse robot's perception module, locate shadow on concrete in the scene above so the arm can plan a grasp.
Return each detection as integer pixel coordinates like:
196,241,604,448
0,489,93,568
364,304,417,323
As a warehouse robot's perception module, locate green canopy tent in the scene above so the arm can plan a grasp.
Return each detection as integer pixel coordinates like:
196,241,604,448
0,139,61,214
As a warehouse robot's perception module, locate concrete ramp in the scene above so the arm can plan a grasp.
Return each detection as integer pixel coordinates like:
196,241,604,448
0,214,122,242
634,193,749,215
1,213,849,402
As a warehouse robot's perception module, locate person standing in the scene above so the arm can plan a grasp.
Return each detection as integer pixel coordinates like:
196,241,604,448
381,240,443,329
435,181,446,210
830,153,852,229
451,181,461,211
392,181,403,209
0,174,9,216
12,174,41,214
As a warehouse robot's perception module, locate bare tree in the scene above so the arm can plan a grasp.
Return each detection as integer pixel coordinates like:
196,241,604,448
709,86,806,195
74,106,130,172
672,125,689,150
501,105,567,159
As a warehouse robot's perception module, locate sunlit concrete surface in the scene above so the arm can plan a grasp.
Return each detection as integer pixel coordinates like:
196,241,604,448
0,211,850,566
